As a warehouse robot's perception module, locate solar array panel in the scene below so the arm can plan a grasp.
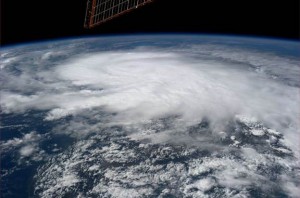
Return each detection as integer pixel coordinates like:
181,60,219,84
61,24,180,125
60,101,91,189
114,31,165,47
84,0,154,28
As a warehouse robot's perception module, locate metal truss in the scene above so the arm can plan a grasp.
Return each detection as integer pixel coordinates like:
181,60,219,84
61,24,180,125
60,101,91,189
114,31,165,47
84,0,154,29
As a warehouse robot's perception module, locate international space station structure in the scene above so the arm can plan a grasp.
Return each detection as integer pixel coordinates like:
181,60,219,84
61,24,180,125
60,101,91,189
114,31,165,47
84,0,154,28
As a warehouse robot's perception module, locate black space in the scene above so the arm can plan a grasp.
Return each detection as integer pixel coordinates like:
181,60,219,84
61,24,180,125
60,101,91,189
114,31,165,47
1,0,299,46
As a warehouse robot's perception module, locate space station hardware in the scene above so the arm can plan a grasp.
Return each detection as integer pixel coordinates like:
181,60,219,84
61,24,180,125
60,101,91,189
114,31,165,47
84,0,154,28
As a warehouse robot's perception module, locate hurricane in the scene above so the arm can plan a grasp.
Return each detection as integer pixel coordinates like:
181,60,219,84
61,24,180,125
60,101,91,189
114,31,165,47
1,35,299,197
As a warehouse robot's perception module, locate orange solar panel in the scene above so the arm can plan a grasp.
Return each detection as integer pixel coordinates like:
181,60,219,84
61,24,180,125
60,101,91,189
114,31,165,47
84,0,155,29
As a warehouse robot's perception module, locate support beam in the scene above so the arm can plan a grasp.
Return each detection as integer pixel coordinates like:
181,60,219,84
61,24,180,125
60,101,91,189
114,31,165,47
84,0,155,29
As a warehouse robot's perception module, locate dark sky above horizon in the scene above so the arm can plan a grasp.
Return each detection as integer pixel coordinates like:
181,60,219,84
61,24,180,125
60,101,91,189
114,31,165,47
1,0,299,46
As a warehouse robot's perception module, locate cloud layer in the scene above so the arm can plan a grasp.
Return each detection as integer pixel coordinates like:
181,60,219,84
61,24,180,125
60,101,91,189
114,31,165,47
1,47,299,151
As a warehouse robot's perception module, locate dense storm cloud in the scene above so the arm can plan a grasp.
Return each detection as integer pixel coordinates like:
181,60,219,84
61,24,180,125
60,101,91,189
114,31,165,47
1,47,299,150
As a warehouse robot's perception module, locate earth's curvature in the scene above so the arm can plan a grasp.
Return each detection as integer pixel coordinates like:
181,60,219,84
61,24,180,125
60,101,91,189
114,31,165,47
1,35,299,198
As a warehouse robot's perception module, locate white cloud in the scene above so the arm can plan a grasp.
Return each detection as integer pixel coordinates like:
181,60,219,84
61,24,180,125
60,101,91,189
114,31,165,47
185,177,216,192
283,181,300,198
1,131,41,150
34,132,300,198
0,131,43,160
19,145,36,157
1,47,299,155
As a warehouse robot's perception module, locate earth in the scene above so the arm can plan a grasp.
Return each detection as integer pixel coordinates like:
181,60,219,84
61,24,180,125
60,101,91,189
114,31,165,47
0,35,299,198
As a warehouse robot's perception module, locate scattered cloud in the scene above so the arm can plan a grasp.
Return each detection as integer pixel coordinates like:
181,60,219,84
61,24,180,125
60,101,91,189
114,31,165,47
0,131,44,160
